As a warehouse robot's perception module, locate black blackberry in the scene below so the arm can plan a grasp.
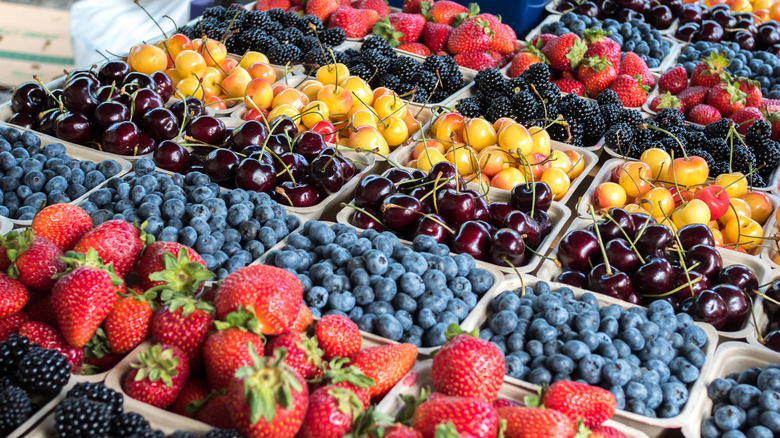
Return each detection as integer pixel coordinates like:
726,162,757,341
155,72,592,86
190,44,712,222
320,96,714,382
619,109,644,127
627,141,654,159
15,345,69,395
362,36,396,57
202,430,245,438
320,27,346,46
273,28,303,47
689,148,716,170
392,57,422,83
343,48,362,64
507,76,529,94
243,10,272,31
456,96,484,118
350,63,374,82
252,35,280,53
655,108,685,129
604,123,635,156
332,50,349,66
749,172,766,187
703,138,730,162
413,70,439,93
599,104,622,127
0,334,30,376
111,412,152,438
0,376,13,391
757,140,780,172
361,50,391,77
703,119,732,140
521,63,551,85
267,45,303,65
298,35,320,53
265,20,284,33
685,123,705,134
531,82,560,113
422,55,448,75
396,82,416,97
202,5,228,20
661,137,686,160
474,68,510,99
238,28,267,53
486,97,516,123
281,10,302,28
375,73,401,90
66,382,124,418
440,71,466,93
634,123,658,147
303,48,328,66
297,15,324,35
710,162,731,177
512,91,542,124
167,432,198,438
55,397,113,438
267,8,287,22
596,89,621,107
431,90,450,104
128,431,165,438
0,385,32,435
583,114,607,147
747,120,772,148
411,87,430,103
567,118,584,145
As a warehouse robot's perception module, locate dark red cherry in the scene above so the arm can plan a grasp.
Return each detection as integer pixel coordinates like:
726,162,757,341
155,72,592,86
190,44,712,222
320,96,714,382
274,152,308,184
687,244,722,280
385,168,415,190
205,149,240,183
692,289,728,330
230,120,269,150
681,4,703,24
294,132,327,161
557,271,587,288
414,214,452,244
712,284,749,331
235,158,276,192
270,115,298,138
437,189,476,227
452,221,492,261
310,155,345,195
718,265,758,295
510,182,552,213
649,5,674,29
154,140,190,173
141,107,179,141
8,113,36,129
122,72,156,94
678,224,715,250
62,77,99,116
533,209,552,239
38,110,62,136
94,101,130,130
350,207,386,232
381,194,423,231
354,175,397,211
187,116,227,145
11,82,45,114
101,121,139,155
170,97,205,126
675,22,701,41
697,20,724,42
672,270,710,302
633,257,674,296
490,228,526,267
576,1,601,18
427,161,464,193
274,182,321,207
488,202,514,228
503,211,541,249
635,224,673,257
150,71,174,102
606,238,641,274
56,112,94,144
130,88,165,119
557,230,599,272
98,60,130,85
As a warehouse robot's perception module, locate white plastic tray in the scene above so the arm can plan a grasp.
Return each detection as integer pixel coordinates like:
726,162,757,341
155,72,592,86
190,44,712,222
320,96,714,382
0,215,12,235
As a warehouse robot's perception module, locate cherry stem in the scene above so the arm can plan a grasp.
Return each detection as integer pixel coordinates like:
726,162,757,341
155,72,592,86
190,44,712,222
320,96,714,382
589,205,612,276
642,124,688,160
417,211,455,234
354,148,402,169
642,276,702,298
602,213,645,264
715,164,764,195
134,0,168,39
502,257,527,290
340,203,387,229
525,246,560,266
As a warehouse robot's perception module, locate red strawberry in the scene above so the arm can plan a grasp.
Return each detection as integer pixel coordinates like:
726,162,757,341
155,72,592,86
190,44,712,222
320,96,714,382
649,91,684,113
608,74,649,108
729,106,765,134
541,33,587,71
203,308,266,390
541,380,617,427
25,290,57,326
307,0,340,21
509,48,544,78
349,343,417,399
422,22,453,53
402,0,423,13
677,86,710,111
762,107,780,141
298,385,364,438
0,311,27,341
124,343,190,409
688,103,722,125
136,242,211,293
214,264,302,335
151,296,214,369
373,13,425,47
490,22,517,55
354,0,389,17
553,79,585,96
736,77,762,108
51,249,121,348
589,425,628,438
82,329,122,372
446,16,494,54
497,406,577,438
256,0,292,9
707,82,746,116
31,204,92,252
384,424,423,438
315,314,361,360
431,326,504,402
530,33,556,50
421,0,473,25
291,304,313,332
196,393,235,429
104,289,155,354
658,65,689,95
330,6,380,38
494,398,522,408
6,231,65,291
317,357,375,409
265,331,323,379
170,378,211,418
228,345,309,438
577,55,617,97
412,393,499,438
583,28,620,67
0,272,28,319
619,52,654,88
18,320,84,372
72,220,149,277
453,51,497,70
691,53,730,87
397,42,432,56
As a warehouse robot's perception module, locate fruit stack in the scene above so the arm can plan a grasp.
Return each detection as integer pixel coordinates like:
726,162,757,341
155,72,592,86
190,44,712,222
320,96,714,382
674,4,780,54
756,277,780,353
548,0,686,34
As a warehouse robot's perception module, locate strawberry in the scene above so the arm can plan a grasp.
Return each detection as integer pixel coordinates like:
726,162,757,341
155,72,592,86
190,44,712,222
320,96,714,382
688,103,722,125
422,22,452,53
729,106,765,134
707,82,746,116
6,231,65,291
553,79,585,96
228,345,309,438
151,296,214,368
411,392,499,438
25,289,57,326
373,13,425,47
0,231,16,272
214,264,302,335
330,6,381,38
608,74,649,108
136,242,212,293
196,393,235,429
649,91,684,113
104,289,156,354
170,378,211,418
317,357,375,409
315,314,361,360
677,86,710,111
73,220,150,277
298,385,364,438
446,16,494,54
530,33,556,50
256,0,292,10
124,343,190,409
577,55,617,97
619,52,654,88
691,53,730,87
762,107,780,141
494,398,522,408
384,424,424,438
489,22,517,55
431,326,504,402
583,28,620,67
51,249,121,348
307,0,340,21
589,425,627,438
421,0,473,25
402,0,423,13
349,343,417,399
0,272,28,319
736,77,763,108
541,33,587,72
31,204,92,252
658,65,689,95
453,51,497,70
541,380,616,427
0,311,27,341
265,331,323,379
497,406,577,438
354,0,389,17
18,320,84,372
82,329,122,372
203,308,266,390
397,42,432,56
509,51,544,77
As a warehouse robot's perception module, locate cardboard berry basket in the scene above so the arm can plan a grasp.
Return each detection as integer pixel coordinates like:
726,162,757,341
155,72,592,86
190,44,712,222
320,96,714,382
679,342,780,437
0,215,12,235
535,218,772,340
745,296,778,354
456,274,719,437
0,123,134,228
376,360,651,438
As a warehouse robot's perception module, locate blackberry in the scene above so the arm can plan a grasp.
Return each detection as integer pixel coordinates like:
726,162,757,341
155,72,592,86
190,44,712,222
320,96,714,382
655,108,685,129
634,124,658,147
267,8,287,22
703,119,732,140
599,104,622,127
512,91,542,124
0,334,30,376
0,385,32,435
661,138,685,160
361,50,391,76
343,48,362,65
747,120,773,149
685,124,705,134
689,148,716,170
350,63,374,82
486,97,516,123
55,397,113,438
281,10,302,28
238,28,267,52
396,82,416,97
548,119,578,144
507,76,528,93
474,68,510,98
749,172,766,187
422,55,448,75
111,412,152,438
16,345,69,395
252,35,280,53
243,10,272,31
177,24,198,40
440,71,466,93
522,63,551,85
362,36,396,57
332,50,349,66
66,382,124,418
413,70,439,93
411,87,430,103
583,113,607,147
392,57,422,83
273,28,303,47
202,6,228,20
303,48,328,66
619,109,644,127
532,82,560,113
0,376,13,391
264,20,284,33
267,45,303,65
128,431,165,438
604,123,635,156
375,73,401,90
299,35,320,53
297,15,324,35
456,97,484,118
596,89,622,106
756,140,780,172
704,138,730,162
628,141,654,159
710,162,731,177
320,28,346,46
203,430,245,438
431,90,450,104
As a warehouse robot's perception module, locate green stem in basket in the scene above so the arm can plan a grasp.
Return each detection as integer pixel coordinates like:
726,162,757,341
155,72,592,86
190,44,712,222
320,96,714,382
501,256,526,295
340,202,387,229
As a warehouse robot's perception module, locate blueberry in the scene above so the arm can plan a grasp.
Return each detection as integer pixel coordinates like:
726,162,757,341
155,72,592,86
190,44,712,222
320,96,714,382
546,354,575,375
321,274,344,293
526,339,544,357
393,293,417,313
309,221,336,245
84,170,106,190
133,158,155,176
740,369,761,386
715,404,747,431
662,381,689,408
305,286,329,308
401,252,427,276
374,278,397,302
226,203,252,227
445,298,468,320
418,290,448,313
453,253,475,277
364,250,389,275
412,234,436,252
527,367,552,385
423,322,449,347
545,307,569,327
422,270,447,292
258,226,277,248
602,360,633,387
709,378,735,403
328,291,356,312
194,235,218,255
732,384,762,409
506,355,529,380
417,308,437,329
758,368,780,391
467,269,493,294
746,426,773,438
563,340,590,361
375,314,403,341
399,272,425,297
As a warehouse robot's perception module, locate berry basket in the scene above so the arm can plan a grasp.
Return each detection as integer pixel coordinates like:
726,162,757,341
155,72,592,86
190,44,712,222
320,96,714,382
679,342,780,438
535,218,772,340
542,0,681,37
760,212,780,268
0,214,12,235
5,381,76,438
376,360,651,438
457,274,719,437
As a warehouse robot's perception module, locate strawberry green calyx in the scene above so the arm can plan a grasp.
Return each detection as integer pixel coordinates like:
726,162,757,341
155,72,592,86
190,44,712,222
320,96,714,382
420,0,432,19
723,82,747,104
434,421,461,438
53,248,123,285
5,229,33,278
316,357,375,388
373,17,406,47
475,18,496,39
344,406,396,438
574,419,595,438
235,345,304,424
163,292,215,317
186,388,225,415
451,3,480,27
582,55,613,72
399,387,429,425
214,306,264,337
656,91,682,109
444,323,479,340
523,41,548,64
148,247,215,294
84,327,110,369
701,52,731,82
131,344,181,387
298,332,324,370
566,39,588,71
329,387,365,417
633,75,651,94
583,27,612,43
136,221,156,247
523,385,545,408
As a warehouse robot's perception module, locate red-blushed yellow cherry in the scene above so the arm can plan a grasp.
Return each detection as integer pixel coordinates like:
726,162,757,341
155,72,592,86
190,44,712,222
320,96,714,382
493,117,515,133
668,156,709,187
477,146,511,177
165,68,182,86
246,62,276,83
372,87,395,101
301,101,330,128
318,84,353,122
340,76,373,106
415,146,447,171
640,147,672,180
528,126,552,155
201,67,223,97
300,80,324,102
541,167,571,200
743,191,773,224
712,228,724,246
445,145,479,174
624,203,645,214
157,33,193,66
463,118,497,151
491,167,526,191
463,172,491,188
714,172,748,198
274,87,309,111
350,110,377,133
413,140,446,159
193,38,227,66
239,51,269,68
640,187,675,218
433,112,464,143
564,150,585,178
718,198,753,227
378,116,409,147
402,109,421,135
174,50,206,79
244,78,274,110
672,199,712,227
498,123,532,157
218,58,238,78
523,152,550,180
723,216,764,251
128,44,168,75
272,82,291,96
221,67,252,97
316,63,350,85
619,162,652,198
373,94,407,120
349,125,389,155
204,95,226,110
268,103,298,120
595,182,627,209
547,150,572,173
175,77,204,100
